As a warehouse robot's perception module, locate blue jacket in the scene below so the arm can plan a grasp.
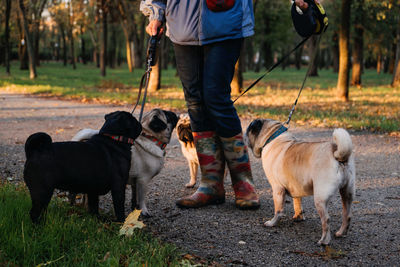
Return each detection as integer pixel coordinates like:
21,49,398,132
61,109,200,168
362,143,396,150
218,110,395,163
140,0,255,45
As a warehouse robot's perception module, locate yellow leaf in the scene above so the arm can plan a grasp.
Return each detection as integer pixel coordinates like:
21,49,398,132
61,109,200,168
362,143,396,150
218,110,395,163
119,209,145,236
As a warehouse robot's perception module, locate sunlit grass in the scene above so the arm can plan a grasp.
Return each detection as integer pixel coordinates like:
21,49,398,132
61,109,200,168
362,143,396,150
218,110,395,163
1,62,399,133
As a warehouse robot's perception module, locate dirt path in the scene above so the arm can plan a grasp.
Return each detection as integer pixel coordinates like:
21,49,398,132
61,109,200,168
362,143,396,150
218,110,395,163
1,92,399,266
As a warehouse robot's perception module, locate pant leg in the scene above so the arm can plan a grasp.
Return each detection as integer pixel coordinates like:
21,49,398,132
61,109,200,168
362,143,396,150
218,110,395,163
203,38,243,138
173,44,215,132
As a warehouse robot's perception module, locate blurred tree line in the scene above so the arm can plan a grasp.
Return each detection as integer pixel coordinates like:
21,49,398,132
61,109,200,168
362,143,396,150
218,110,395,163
1,0,400,98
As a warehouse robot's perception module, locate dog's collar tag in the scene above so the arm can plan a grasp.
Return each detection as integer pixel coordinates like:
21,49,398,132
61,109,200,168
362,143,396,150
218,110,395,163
103,133,135,145
141,132,167,150
262,125,288,148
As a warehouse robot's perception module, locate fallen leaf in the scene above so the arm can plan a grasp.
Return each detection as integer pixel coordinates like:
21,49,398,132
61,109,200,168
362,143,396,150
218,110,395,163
55,128,64,134
119,209,145,236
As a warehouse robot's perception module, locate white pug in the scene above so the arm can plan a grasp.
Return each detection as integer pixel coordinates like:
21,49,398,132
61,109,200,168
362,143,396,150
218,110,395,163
72,109,178,217
176,113,228,188
245,119,355,245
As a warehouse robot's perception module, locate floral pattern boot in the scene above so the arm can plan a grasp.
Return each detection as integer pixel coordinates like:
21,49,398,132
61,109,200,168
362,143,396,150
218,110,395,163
220,133,260,209
176,131,226,208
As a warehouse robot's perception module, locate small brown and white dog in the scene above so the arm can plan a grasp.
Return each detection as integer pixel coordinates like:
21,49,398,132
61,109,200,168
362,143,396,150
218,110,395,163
245,119,356,245
176,114,228,188
72,109,178,216
176,114,199,188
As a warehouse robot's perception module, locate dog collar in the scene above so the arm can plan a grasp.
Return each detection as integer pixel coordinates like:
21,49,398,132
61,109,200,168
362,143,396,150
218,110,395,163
262,125,288,148
141,132,167,150
102,133,135,145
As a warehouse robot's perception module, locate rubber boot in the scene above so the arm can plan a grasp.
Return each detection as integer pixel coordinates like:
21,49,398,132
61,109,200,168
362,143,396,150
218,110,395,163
176,131,225,208
220,133,260,210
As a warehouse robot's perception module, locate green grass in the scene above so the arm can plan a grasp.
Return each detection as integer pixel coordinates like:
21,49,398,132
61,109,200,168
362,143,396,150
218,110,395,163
0,182,183,266
1,62,399,133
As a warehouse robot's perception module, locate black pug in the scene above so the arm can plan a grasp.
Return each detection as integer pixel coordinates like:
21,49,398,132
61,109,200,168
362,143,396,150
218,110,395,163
23,111,142,223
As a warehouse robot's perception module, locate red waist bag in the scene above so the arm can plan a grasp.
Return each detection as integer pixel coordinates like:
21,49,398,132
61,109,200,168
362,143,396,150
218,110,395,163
206,0,235,12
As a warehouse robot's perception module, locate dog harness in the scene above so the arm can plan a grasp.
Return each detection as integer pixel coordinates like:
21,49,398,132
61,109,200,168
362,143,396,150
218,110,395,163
141,132,167,150
103,133,135,145
262,125,288,148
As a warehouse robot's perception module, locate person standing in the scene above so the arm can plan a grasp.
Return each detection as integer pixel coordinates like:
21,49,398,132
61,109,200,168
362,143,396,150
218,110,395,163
140,0,259,209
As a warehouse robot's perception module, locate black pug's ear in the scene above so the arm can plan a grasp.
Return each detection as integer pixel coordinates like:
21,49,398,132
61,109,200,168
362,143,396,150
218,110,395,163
247,119,263,137
163,111,178,128
149,115,168,132
104,111,121,121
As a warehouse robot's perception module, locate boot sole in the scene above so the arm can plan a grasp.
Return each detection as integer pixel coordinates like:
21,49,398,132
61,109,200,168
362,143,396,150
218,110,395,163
236,202,260,210
176,197,225,209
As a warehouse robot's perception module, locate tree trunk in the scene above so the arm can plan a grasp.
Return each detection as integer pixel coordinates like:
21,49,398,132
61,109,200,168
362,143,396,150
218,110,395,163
351,0,364,87
16,11,29,70
148,52,161,92
67,1,76,69
60,25,67,66
161,35,169,70
377,52,383,74
80,26,87,64
125,39,134,72
231,59,243,94
332,31,339,73
392,18,400,87
309,35,319,77
109,23,117,69
34,28,40,67
5,0,12,75
56,34,60,61
100,0,107,76
336,0,351,101
18,0,37,79
294,45,303,70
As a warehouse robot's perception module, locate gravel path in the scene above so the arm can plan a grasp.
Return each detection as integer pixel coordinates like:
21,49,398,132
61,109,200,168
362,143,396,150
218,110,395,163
1,92,399,266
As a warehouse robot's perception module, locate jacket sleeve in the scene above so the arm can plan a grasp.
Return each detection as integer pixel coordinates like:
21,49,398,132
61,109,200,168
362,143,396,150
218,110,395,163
140,0,166,22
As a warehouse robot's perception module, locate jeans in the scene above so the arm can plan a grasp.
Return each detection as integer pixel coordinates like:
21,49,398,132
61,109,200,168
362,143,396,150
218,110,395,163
173,38,243,138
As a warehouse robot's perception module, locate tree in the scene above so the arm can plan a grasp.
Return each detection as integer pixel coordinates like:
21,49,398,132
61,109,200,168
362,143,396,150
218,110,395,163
67,0,76,69
99,0,107,76
18,0,37,79
309,36,319,77
392,15,400,87
351,0,364,87
337,0,352,101
231,59,243,95
5,0,12,75
116,0,145,72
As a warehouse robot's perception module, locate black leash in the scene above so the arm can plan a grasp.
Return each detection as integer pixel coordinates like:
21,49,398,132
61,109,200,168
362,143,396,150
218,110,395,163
131,34,159,122
285,27,325,126
232,35,310,104
234,0,328,127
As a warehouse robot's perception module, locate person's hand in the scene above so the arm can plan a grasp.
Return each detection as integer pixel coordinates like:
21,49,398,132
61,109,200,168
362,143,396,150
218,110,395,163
295,0,320,12
146,20,163,36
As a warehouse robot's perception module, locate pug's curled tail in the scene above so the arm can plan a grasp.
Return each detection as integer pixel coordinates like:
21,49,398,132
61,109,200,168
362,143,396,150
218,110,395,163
71,129,99,142
332,128,353,162
25,132,53,159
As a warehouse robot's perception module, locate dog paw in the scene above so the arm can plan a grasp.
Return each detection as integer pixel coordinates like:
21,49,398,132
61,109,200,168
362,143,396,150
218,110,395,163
317,237,331,246
334,231,346,238
264,220,276,227
292,214,305,222
141,208,152,217
185,182,195,188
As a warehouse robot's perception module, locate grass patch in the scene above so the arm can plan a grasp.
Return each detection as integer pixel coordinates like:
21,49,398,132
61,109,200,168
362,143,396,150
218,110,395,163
0,181,182,266
1,62,399,133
